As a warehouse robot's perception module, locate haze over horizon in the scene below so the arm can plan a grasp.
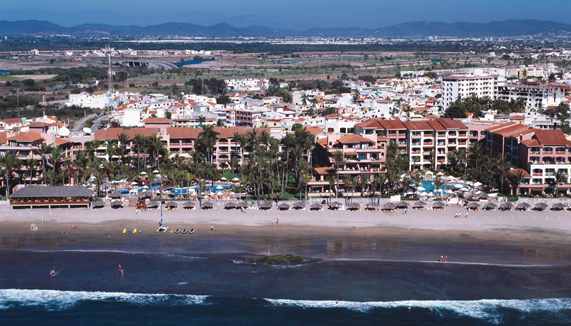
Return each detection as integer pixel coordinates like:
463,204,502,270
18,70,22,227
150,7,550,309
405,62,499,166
2,0,571,29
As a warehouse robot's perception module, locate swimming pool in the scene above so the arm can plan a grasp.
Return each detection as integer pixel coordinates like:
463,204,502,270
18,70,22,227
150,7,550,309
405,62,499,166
413,180,451,193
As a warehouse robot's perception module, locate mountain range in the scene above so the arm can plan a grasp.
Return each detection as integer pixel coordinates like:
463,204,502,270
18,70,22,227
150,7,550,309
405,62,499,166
1,19,571,38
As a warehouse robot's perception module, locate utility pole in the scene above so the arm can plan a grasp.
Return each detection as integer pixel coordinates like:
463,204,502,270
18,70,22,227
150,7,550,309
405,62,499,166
102,45,114,93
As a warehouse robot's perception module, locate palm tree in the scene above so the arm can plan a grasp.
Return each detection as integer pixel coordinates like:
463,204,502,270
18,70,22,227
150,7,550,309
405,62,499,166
229,156,239,179
327,176,337,203
0,153,21,198
301,174,312,202
496,157,511,194
434,176,444,198
411,170,422,197
197,115,206,127
509,170,526,196
26,157,38,185
132,134,144,174
332,150,344,199
37,143,52,184
50,146,65,186
468,142,483,173
554,170,567,198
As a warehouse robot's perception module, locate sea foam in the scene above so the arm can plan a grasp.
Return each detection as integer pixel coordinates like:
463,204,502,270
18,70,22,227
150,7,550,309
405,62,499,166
0,289,209,311
265,298,571,323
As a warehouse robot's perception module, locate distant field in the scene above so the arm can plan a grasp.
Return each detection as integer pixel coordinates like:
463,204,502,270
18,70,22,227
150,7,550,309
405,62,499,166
10,74,57,80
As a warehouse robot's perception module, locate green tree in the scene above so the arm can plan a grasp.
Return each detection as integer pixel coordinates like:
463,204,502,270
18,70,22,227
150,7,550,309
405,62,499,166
0,153,21,197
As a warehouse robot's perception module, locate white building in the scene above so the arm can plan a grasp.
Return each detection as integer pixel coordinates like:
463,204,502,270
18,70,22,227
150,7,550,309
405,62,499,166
441,74,502,109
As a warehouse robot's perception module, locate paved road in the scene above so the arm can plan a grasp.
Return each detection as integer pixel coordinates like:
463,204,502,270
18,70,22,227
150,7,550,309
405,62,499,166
72,113,97,132
91,114,110,132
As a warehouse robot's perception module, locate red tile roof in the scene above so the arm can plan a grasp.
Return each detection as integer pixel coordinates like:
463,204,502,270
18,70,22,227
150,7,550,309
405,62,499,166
0,132,7,144
336,134,373,144
403,121,433,131
7,131,44,143
533,129,569,145
509,168,531,178
94,128,160,140
142,118,173,124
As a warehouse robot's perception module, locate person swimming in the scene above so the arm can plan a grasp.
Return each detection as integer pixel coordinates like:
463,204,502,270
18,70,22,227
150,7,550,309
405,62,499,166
50,270,55,276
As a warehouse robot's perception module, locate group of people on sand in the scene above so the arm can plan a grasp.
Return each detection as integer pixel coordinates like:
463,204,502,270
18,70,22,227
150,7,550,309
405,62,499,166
454,212,468,218
439,256,448,262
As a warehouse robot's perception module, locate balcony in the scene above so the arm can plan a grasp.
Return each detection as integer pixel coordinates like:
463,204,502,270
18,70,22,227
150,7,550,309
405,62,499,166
532,173,543,176
530,151,540,154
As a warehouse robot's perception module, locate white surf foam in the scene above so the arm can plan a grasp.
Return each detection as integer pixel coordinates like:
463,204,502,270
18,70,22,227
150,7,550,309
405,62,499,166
19,249,206,262
265,298,571,323
327,258,554,268
0,289,209,311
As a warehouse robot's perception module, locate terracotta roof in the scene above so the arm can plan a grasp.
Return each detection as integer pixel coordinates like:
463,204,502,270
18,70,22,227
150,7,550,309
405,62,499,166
0,132,7,144
167,126,264,140
94,128,160,141
378,119,406,130
7,131,44,143
485,122,532,137
403,121,433,131
314,167,335,175
142,118,173,124
336,134,373,144
435,118,467,130
520,139,540,146
55,137,74,145
533,129,569,145
29,122,50,128
509,168,531,178
0,118,22,124
305,127,324,136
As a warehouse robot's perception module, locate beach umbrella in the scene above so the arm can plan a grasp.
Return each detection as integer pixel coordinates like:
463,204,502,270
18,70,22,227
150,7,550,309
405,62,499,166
551,203,566,210
328,201,343,208
110,201,123,208
309,203,323,210
224,202,236,209
278,203,290,211
147,201,160,208
259,202,272,209
516,202,531,210
293,202,305,209
478,193,489,200
215,185,224,190
413,201,426,207
499,202,513,210
142,185,149,189
534,203,548,211
416,186,425,191
232,177,240,182
236,201,249,209
484,202,497,210
110,191,121,199
92,201,105,208
432,201,446,208
138,191,151,199
396,201,409,208
347,203,361,210
182,201,196,209
140,171,148,176
131,181,138,186
365,202,379,210
467,202,480,209
201,201,214,208
383,202,397,210
153,170,160,174
220,177,227,181
166,201,178,208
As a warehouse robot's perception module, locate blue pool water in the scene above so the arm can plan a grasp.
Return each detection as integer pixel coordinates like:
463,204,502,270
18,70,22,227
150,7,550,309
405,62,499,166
173,59,215,67
413,180,450,193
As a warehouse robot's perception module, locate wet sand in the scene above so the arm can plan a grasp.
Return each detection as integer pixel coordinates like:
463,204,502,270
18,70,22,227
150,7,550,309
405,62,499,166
2,205,571,266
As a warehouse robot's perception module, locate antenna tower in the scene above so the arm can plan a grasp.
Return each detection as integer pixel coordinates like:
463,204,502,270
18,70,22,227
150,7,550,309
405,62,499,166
103,45,114,92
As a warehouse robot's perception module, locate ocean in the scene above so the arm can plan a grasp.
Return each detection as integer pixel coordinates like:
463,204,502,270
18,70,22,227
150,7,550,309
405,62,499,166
1,236,571,325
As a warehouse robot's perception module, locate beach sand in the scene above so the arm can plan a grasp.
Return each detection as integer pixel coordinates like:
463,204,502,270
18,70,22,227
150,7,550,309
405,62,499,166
2,205,571,266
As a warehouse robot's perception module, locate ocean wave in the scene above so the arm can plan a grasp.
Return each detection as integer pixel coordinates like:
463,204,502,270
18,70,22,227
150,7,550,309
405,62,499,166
17,249,206,262
0,289,209,311
326,258,554,268
265,298,571,323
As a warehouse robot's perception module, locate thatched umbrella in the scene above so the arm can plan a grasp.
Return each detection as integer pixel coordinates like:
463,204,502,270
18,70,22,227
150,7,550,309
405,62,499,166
92,201,105,209
467,202,480,209
328,201,343,209
499,202,513,210
516,202,531,211
110,201,123,209
365,202,379,210
259,202,272,210
182,202,196,210
147,201,160,209
165,201,178,208
236,201,249,209
483,202,497,210
432,201,446,209
201,201,214,209
278,203,290,211
551,203,566,211
138,191,151,199
413,201,427,208
293,202,305,210
534,202,548,211
347,202,361,210
224,202,236,209
478,193,489,200
309,203,323,211
383,202,397,210
395,201,409,208
110,192,121,199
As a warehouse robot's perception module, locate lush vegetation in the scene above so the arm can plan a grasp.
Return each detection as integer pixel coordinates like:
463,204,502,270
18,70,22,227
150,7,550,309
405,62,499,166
249,254,303,264
443,95,526,119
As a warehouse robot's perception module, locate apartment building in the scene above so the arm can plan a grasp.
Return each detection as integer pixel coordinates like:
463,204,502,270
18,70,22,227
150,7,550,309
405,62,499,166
441,74,500,108
484,122,535,166
496,83,566,109
517,129,571,196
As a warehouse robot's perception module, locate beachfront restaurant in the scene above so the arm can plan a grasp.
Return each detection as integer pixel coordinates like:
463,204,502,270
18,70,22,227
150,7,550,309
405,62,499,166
10,186,94,209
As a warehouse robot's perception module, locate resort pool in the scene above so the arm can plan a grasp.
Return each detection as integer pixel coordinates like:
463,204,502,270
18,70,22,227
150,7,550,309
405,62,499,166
413,180,451,194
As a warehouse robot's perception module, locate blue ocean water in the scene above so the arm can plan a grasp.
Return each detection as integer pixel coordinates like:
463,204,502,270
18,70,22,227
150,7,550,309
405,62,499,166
1,247,571,325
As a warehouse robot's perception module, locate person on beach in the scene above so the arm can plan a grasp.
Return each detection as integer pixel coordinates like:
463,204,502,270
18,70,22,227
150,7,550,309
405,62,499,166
119,264,121,271
271,222,274,227
211,225,214,231
444,256,448,262
439,256,443,262
465,212,468,218
276,218,279,224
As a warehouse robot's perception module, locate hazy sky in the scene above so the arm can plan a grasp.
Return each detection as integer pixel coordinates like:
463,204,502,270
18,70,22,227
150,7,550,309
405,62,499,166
4,0,571,27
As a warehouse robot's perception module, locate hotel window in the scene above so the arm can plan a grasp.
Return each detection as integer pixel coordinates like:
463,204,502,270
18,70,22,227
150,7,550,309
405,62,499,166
359,154,367,160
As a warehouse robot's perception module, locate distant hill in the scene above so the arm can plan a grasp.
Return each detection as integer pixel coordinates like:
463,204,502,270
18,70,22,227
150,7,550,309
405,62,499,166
1,19,571,38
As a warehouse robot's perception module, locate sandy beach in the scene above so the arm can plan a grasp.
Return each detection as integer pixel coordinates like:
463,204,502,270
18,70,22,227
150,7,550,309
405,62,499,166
2,204,571,265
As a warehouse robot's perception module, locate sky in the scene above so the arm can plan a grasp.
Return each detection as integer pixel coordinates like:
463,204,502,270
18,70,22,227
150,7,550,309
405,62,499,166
3,0,571,28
